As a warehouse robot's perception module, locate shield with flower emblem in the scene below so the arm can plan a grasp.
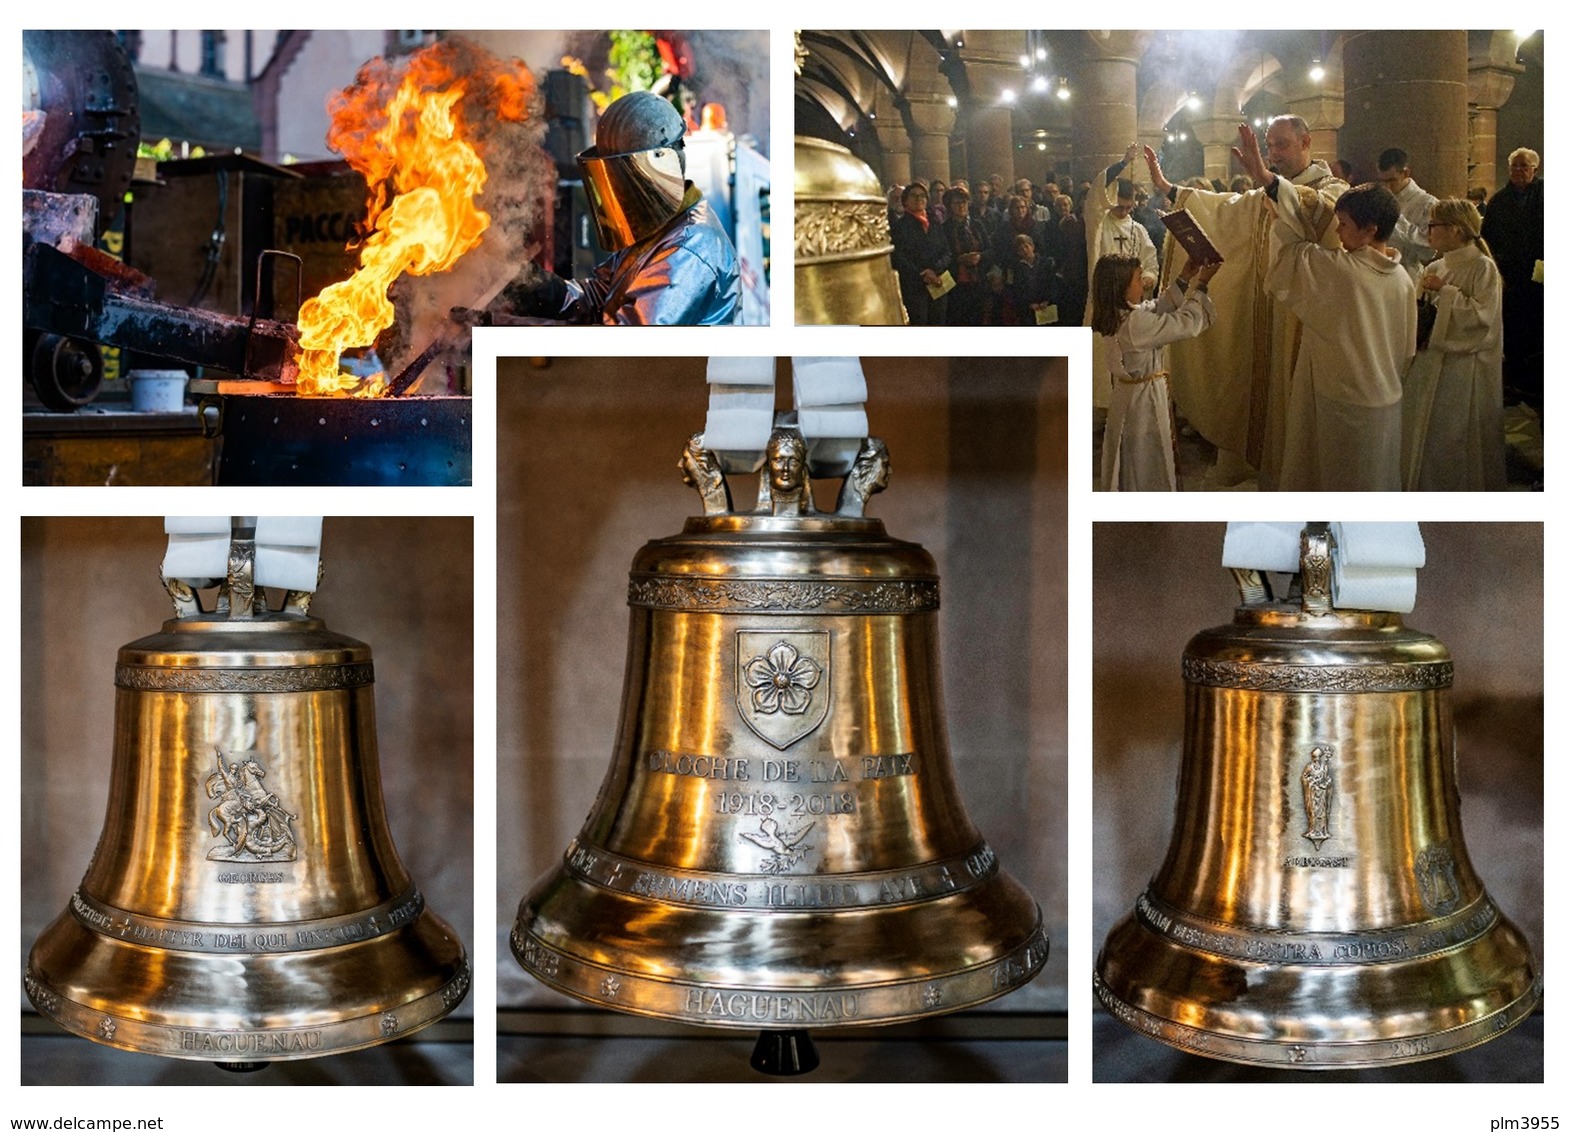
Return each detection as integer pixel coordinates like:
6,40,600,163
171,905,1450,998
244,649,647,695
735,630,831,750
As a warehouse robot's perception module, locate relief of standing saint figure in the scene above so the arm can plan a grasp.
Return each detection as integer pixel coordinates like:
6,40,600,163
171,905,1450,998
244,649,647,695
1301,746,1334,850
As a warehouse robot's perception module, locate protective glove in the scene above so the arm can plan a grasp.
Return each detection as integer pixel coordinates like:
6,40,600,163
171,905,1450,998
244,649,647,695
494,270,569,319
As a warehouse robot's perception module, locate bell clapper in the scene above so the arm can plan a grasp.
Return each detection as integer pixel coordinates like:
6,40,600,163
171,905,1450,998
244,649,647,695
214,1060,268,1074
749,1028,819,1076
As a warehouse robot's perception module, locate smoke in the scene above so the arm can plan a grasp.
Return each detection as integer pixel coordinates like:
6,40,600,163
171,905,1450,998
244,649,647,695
330,37,555,384
682,31,770,156
1139,30,1250,113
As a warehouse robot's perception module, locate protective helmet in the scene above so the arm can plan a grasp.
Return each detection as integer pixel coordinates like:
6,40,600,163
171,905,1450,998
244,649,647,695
577,92,691,251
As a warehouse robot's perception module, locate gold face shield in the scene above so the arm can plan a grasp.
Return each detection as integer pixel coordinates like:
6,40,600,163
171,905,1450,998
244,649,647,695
577,144,688,251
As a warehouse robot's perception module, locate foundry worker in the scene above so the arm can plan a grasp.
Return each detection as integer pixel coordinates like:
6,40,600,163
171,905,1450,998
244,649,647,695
493,91,739,325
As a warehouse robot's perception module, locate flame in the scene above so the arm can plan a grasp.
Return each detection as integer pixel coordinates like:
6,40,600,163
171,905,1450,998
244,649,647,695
295,41,533,396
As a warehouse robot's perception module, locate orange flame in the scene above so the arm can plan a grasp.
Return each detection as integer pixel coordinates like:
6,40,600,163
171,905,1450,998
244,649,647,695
295,42,533,396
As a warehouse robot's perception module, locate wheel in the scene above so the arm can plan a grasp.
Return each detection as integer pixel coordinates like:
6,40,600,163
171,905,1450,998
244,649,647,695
29,331,104,411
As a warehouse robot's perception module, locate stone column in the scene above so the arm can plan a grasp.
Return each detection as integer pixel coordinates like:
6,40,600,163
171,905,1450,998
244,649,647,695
904,98,955,184
872,90,913,187
956,33,1028,187
964,106,1015,187
897,39,957,185
1340,30,1468,198
1068,31,1152,185
1469,62,1522,194
1191,117,1239,184
1284,92,1345,168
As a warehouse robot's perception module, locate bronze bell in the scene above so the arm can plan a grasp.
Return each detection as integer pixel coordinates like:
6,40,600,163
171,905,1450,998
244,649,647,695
794,137,907,325
1096,523,1540,1069
512,426,1045,1069
25,524,469,1063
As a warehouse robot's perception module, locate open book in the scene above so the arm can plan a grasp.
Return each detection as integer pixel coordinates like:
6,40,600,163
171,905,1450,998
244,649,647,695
1160,209,1223,267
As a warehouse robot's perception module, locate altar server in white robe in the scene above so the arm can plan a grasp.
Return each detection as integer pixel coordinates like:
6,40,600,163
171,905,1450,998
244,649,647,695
1402,199,1506,491
1087,146,1161,414
1096,253,1220,491
1094,174,1159,283
1236,124,1416,491
1376,147,1439,281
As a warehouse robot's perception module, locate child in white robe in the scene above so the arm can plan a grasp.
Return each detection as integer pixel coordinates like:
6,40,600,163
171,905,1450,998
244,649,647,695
1402,199,1506,490
1267,180,1417,491
1227,122,1416,491
1095,253,1220,491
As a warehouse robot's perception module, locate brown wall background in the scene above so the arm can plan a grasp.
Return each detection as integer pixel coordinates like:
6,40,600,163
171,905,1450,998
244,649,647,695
19,516,475,1019
497,355,1069,1013
1092,522,1544,986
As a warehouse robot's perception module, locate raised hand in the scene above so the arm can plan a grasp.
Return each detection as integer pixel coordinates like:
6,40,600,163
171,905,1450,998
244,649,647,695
1143,145,1172,194
1232,123,1272,186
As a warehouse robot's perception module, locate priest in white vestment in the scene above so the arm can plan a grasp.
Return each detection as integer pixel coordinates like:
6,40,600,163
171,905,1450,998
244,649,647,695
1233,125,1416,491
1143,118,1347,488
1402,199,1506,490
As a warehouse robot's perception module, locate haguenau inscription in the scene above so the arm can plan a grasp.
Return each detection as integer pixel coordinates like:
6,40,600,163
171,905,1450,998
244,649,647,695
180,1030,324,1054
991,932,1048,990
683,989,861,1022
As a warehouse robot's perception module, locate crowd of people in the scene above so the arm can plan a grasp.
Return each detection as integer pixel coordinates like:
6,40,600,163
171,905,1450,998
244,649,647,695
889,172,1096,327
1085,122,1542,493
883,119,1541,493
886,166,1256,329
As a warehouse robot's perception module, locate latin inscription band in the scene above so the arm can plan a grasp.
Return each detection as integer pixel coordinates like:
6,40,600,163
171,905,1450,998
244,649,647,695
1134,889,1499,965
69,886,426,955
560,837,1000,911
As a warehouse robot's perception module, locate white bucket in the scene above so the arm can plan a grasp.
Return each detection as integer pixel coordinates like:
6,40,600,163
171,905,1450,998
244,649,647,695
128,369,189,412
